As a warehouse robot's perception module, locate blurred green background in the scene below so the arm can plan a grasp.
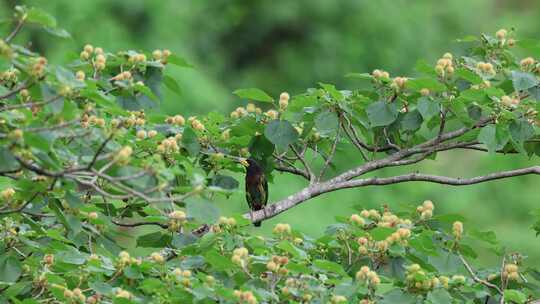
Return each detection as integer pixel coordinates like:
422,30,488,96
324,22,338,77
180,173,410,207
1,0,539,265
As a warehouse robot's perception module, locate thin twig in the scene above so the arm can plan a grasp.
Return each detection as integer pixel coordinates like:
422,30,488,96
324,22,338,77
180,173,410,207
458,252,502,294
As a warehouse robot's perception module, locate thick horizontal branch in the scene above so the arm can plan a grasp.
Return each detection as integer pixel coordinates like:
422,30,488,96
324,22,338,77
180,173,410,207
246,165,540,223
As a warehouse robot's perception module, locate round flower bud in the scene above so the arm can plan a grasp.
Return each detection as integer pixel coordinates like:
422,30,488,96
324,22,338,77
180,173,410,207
169,210,186,221
64,289,74,299
233,247,249,258
1,187,15,200
80,51,90,61
10,129,23,140
83,44,94,54
94,47,104,55
152,50,163,60
452,275,466,284
246,103,256,113
350,214,365,226
150,252,164,263
76,70,86,81
88,212,98,220
265,110,279,120
507,38,515,47
266,261,279,272
443,52,453,60
423,200,434,210
43,254,54,265
420,88,430,96
148,130,158,138
496,29,507,40
115,289,131,299
136,129,147,139
452,221,463,239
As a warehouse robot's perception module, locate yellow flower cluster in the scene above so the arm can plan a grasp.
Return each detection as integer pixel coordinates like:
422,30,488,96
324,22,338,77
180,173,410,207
63,287,86,302
520,57,536,71
435,53,454,76
166,114,186,126
150,252,165,263
273,223,292,235
476,61,495,77
417,200,434,220
391,77,408,91
0,68,19,82
115,288,132,299
266,255,289,275
372,69,390,80
452,221,463,240
500,95,520,108
115,146,133,165
233,290,258,304
81,45,106,70
218,216,237,227
157,136,180,154
117,251,141,268
406,264,449,291
355,266,381,287
31,57,47,78
331,295,347,303
231,247,249,267
1,187,15,200
265,109,279,120
151,49,171,64
503,263,520,281
279,92,290,110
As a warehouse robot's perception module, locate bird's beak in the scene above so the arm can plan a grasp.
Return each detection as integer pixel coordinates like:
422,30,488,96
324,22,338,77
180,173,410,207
239,158,249,167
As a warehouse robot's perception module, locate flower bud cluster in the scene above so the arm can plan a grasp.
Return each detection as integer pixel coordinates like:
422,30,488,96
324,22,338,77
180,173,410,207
355,266,381,287
273,223,292,235
503,263,520,281
279,92,290,110
266,255,289,275
233,290,258,304
435,53,454,77
417,200,434,220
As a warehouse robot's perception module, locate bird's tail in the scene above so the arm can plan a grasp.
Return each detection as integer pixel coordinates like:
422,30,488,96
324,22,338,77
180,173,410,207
253,221,262,227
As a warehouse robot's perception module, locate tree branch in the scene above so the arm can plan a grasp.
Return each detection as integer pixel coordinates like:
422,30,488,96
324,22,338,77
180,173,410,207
246,165,540,223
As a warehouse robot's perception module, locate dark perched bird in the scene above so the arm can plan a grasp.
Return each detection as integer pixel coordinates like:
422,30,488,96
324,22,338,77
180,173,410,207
245,158,268,227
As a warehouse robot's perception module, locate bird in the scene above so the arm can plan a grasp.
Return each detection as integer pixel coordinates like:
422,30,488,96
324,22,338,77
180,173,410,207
244,158,268,227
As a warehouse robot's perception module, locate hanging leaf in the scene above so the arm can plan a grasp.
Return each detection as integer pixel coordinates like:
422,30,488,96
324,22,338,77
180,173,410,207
264,120,298,149
233,88,273,103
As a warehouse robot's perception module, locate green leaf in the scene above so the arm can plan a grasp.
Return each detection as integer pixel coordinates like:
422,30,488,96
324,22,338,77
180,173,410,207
0,254,22,283
477,125,510,153
455,68,483,84
345,73,372,80
509,119,534,143
204,250,235,271
313,259,347,276
163,74,182,96
427,289,452,304
24,132,51,151
56,66,85,88
400,110,423,131
366,101,398,127
264,120,298,149
136,232,171,248
504,290,527,304
406,77,446,92
379,289,417,304
167,54,194,68
182,127,200,156
233,88,273,103
511,71,539,91
27,7,57,28
370,227,396,241
417,97,440,120
186,198,220,224
0,147,18,171
469,229,498,245
210,175,239,190
315,110,339,136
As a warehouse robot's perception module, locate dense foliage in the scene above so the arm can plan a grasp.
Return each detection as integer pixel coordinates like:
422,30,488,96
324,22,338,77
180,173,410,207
1,6,540,304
